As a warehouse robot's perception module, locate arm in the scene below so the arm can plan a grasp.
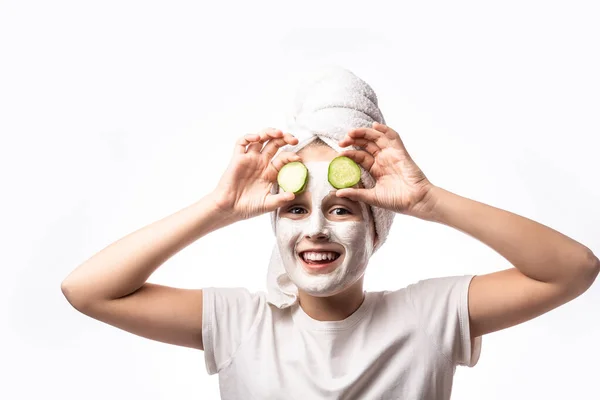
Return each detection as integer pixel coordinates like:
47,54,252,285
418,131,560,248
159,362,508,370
61,193,239,350
61,127,299,350
424,186,599,338
336,122,599,340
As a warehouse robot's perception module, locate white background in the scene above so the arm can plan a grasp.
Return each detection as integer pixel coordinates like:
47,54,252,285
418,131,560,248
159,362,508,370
1,1,599,399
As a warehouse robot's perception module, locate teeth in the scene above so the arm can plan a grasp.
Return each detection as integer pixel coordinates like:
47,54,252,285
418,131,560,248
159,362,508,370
301,252,339,262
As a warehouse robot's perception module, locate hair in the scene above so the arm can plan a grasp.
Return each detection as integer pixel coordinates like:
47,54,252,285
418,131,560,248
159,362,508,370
305,137,330,149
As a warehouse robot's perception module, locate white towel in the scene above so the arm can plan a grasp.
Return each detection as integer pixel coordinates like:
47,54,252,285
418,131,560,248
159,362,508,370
267,65,396,308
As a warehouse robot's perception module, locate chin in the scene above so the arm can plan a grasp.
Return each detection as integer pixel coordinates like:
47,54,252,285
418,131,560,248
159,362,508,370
303,285,352,298
286,256,367,297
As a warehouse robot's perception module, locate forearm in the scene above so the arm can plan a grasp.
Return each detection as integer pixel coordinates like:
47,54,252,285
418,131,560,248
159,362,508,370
61,192,239,307
424,186,599,285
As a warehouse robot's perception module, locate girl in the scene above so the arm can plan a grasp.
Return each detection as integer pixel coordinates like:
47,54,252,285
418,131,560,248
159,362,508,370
62,69,599,399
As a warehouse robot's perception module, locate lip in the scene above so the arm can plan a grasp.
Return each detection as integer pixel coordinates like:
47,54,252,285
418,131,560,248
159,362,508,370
296,251,344,274
296,246,342,254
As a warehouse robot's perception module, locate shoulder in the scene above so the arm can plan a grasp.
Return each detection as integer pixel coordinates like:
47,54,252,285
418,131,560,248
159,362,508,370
202,286,267,301
202,287,268,311
202,287,270,328
380,275,481,368
406,275,475,305
367,275,476,324
372,275,474,304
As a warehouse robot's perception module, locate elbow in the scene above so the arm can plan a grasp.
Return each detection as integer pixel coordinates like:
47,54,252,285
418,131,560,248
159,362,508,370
60,279,73,302
584,248,600,282
61,279,91,312
572,247,600,294
61,279,78,308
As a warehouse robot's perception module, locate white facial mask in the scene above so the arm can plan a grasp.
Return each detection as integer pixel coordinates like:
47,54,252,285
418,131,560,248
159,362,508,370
275,161,375,297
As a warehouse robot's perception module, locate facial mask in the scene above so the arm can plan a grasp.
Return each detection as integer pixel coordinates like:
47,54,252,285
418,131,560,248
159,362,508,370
275,161,375,296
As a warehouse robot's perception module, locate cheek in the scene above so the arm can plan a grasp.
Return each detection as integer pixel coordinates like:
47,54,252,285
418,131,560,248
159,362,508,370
331,221,368,246
276,219,303,247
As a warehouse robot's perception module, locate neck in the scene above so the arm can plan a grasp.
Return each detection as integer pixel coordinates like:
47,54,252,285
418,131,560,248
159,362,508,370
297,278,365,321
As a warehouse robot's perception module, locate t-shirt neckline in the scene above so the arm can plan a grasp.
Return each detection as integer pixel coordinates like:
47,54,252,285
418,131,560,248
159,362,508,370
291,291,375,331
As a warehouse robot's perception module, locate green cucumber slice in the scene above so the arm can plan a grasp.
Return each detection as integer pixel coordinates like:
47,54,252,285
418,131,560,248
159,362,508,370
277,161,308,193
328,156,361,189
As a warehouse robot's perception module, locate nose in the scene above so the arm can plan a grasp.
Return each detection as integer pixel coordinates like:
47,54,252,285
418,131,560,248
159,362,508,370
306,231,329,241
304,209,330,241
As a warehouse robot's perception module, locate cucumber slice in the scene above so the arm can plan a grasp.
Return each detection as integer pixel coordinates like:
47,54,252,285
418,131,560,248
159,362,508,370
277,161,308,193
328,156,361,189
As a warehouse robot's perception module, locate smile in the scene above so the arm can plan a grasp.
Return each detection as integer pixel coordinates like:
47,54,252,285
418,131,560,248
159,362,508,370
297,251,343,273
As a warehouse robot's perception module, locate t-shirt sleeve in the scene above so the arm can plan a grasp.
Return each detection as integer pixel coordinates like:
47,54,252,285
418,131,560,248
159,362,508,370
407,275,482,367
202,287,266,375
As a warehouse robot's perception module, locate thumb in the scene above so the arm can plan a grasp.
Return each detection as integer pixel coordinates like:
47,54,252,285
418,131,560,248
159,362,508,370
336,188,374,204
264,192,295,213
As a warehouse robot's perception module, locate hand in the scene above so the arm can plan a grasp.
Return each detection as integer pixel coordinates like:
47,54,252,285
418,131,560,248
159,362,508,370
212,128,300,220
336,122,436,218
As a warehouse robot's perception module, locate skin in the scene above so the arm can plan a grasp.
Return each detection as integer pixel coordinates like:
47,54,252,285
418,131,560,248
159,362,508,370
337,122,599,340
61,123,599,353
277,144,379,321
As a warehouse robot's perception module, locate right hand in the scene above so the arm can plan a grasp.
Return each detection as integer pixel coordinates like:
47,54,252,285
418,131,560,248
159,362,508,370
212,128,301,220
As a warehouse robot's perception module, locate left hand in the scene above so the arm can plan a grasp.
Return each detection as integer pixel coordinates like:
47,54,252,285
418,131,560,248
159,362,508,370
337,122,436,218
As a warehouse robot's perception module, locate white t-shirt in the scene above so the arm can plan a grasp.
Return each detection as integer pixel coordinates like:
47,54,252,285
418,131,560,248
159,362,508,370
202,275,482,399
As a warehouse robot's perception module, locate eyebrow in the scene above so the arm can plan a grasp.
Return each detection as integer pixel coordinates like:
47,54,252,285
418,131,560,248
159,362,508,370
292,190,360,205
323,191,360,206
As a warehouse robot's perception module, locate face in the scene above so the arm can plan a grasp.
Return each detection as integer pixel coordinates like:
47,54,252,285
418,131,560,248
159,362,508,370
275,145,377,297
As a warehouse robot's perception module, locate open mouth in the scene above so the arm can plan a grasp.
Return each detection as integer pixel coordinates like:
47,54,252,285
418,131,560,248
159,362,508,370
297,251,342,272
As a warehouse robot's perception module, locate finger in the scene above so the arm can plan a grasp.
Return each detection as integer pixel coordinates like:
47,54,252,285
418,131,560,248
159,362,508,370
234,134,260,155
335,187,375,205
248,128,283,153
265,151,302,182
340,127,391,149
372,122,408,152
262,133,299,160
282,132,299,145
338,149,375,173
264,192,295,213
338,137,381,157
261,138,287,159
270,151,302,173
